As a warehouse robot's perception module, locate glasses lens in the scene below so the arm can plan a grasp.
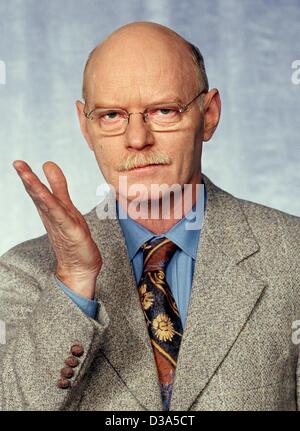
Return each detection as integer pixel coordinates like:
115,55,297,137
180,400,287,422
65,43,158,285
91,109,127,134
145,105,182,130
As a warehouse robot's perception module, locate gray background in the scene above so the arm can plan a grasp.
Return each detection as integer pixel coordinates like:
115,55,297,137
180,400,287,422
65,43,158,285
0,0,299,256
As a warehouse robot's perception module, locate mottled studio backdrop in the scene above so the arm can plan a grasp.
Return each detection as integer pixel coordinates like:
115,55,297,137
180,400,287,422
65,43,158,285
0,0,299,255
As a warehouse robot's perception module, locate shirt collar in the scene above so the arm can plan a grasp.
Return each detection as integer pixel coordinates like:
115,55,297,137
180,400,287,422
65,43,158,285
117,182,206,261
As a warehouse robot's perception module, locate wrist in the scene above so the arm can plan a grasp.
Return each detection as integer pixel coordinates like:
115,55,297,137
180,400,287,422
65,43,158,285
55,270,98,300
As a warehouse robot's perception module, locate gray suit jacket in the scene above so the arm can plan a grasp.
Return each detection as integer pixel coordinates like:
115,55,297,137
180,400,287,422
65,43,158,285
1,174,300,411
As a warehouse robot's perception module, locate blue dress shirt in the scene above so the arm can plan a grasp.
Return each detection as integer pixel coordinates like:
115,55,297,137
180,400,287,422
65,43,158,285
55,278,98,317
56,183,206,327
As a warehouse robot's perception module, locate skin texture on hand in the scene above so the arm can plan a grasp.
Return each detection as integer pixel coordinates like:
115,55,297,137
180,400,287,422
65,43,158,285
12,160,102,299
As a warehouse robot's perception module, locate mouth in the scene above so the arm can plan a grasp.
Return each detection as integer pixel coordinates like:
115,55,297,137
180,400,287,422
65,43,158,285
126,163,166,173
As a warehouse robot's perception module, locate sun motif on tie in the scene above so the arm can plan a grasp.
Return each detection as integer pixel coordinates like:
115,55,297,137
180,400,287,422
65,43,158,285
138,283,154,310
152,313,175,342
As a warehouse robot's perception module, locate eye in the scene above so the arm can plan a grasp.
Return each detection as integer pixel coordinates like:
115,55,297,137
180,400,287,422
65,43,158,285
100,111,123,122
159,108,174,115
148,106,180,124
148,107,180,119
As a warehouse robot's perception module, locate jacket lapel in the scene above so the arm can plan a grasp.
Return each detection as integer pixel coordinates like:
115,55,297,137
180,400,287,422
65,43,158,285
86,194,163,411
170,175,267,410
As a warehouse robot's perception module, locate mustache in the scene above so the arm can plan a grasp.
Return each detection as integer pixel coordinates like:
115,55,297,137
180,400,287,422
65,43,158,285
117,151,171,171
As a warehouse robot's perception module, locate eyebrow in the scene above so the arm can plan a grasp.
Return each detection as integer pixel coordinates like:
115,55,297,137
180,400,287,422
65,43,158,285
91,95,185,109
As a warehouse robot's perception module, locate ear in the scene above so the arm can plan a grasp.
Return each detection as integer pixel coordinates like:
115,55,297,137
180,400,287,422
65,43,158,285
75,100,94,151
202,89,221,142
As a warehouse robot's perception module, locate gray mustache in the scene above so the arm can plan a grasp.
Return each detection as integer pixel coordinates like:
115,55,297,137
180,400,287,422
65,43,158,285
117,152,171,171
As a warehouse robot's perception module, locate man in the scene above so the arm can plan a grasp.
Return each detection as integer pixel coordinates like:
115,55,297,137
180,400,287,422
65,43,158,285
0,21,300,411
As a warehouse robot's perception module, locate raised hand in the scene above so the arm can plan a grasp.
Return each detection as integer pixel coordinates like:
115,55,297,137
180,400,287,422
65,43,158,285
13,160,102,300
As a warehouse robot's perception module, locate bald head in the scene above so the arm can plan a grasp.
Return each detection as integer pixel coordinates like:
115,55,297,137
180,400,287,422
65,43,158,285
82,22,209,102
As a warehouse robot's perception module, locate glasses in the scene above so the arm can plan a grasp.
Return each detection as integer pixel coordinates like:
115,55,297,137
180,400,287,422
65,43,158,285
83,89,207,136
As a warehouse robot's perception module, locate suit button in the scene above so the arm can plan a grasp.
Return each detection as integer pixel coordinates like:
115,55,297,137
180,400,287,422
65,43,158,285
65,356,79,368
57,378,71,389
61,366,74,379
71,344,84,357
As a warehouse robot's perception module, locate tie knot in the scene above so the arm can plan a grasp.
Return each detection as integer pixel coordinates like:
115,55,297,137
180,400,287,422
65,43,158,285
141,237,178,273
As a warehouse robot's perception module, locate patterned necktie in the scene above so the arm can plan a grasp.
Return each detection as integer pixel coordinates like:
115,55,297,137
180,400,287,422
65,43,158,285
137,237,183,411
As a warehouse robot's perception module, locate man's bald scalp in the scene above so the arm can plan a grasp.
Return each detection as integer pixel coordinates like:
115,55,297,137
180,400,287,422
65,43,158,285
81,21,209,102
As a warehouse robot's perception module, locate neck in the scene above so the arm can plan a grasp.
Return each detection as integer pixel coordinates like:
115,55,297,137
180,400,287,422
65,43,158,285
118,171,202,235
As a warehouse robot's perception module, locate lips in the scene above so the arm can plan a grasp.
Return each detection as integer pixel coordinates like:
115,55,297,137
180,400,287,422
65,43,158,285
128,163,163,171
130,164,153,170
123,164,164,176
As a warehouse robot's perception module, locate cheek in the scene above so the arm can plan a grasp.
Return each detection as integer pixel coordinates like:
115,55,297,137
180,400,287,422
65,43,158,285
162,131,198,162
94,140,115,160
93,143,113,175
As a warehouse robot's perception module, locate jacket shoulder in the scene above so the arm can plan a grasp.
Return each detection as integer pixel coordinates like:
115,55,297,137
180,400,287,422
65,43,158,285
238,196,300,229
236,196,300,257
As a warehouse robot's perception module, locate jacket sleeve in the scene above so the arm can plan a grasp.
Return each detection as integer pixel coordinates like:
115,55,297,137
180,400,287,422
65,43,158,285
0,237,110,411
54,275,98,319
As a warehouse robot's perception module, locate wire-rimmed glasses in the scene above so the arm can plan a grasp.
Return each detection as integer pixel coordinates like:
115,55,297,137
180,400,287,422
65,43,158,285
83,89,207,136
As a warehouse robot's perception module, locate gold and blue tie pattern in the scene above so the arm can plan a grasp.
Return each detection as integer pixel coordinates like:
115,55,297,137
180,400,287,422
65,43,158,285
137,237,183,410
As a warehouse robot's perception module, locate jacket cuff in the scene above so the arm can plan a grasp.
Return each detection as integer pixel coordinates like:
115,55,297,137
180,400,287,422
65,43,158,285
54,275,98,319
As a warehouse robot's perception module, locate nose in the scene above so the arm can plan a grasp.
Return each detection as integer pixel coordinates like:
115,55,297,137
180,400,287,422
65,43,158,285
125,113,154,150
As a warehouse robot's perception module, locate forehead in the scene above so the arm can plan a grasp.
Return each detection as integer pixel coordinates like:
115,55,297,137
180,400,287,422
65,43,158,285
85,38,197,105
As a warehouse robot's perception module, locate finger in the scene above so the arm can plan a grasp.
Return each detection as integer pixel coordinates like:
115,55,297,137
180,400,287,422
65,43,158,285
13,160,76,231
13,160,69,214
13,160,52,200
42,161,73,208
30,184,76,232
13,160,67,220
13,160,34,176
